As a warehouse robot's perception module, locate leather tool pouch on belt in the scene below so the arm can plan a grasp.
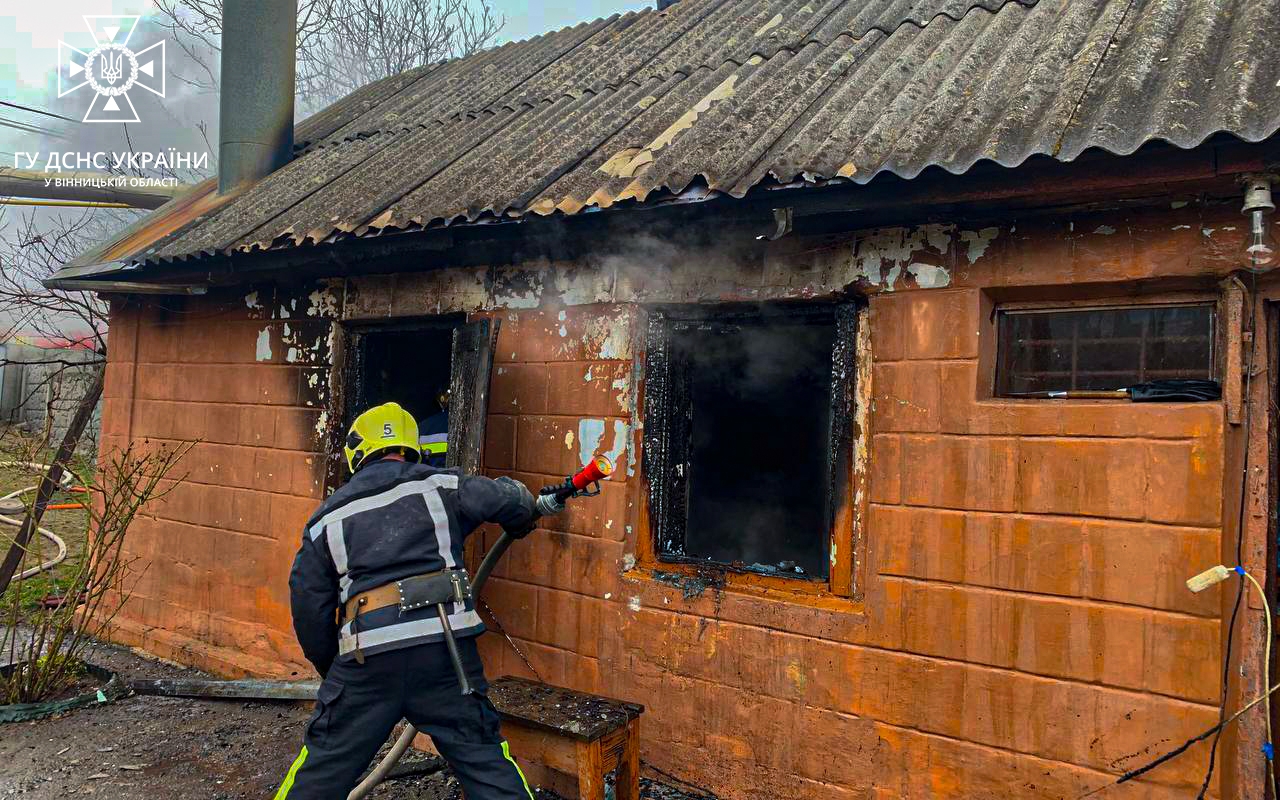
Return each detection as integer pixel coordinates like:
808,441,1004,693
399,570,475,695
344,569,476,695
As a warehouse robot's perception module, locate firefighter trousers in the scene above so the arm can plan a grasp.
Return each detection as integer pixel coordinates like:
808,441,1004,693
273,638,534,800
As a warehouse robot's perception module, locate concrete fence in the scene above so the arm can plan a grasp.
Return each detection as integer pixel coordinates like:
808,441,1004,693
0,341,102,453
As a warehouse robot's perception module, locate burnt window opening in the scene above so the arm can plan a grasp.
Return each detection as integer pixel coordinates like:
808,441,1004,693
996,304,1216,397
644,303,858,583
339,315,496,480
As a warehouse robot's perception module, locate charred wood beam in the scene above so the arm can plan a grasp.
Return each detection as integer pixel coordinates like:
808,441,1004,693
128,678,320,700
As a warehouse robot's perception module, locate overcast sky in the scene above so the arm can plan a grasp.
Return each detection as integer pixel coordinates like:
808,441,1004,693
0,1,648,338
0,0,649,160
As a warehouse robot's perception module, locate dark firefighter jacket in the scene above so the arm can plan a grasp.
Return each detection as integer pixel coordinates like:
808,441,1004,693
288,459,534,677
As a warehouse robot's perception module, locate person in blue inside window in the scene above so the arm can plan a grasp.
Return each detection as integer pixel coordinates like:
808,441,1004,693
419,385,449,467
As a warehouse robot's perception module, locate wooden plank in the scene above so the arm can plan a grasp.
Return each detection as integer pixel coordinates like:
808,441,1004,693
1223,278,1245,425
501,723,579,775
615,718,641,800
575,739,606,800
128,678,320,700
489,676,643,741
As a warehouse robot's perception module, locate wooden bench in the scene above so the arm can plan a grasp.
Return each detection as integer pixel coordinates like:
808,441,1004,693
488,676,644,800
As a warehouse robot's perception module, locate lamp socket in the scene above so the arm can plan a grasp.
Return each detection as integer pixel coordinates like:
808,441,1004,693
1186,565,1234,593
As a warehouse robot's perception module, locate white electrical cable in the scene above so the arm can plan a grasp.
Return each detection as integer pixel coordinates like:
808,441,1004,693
0,462,73,582
1237,569,1277,799
1185,563,1277,794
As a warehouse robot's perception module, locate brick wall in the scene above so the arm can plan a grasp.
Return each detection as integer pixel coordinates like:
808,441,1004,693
468,298,1225,799
97,198,1257,797
99,286,337,676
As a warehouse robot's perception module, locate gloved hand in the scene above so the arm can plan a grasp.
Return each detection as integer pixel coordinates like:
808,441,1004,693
494,476,537,538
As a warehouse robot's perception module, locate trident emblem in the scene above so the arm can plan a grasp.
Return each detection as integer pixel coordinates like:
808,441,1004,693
100,51,124,85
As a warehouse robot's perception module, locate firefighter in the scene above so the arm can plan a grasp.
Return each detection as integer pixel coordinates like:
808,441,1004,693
274,401,537,800
419,384,450,468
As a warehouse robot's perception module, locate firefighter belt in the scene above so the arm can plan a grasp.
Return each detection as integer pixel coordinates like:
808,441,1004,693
341,569,476,694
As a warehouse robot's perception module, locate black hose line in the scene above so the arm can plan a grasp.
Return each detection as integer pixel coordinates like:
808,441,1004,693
472,532,516,597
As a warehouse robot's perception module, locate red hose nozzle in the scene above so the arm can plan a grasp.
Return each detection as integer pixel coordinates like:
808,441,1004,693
571,455,614,491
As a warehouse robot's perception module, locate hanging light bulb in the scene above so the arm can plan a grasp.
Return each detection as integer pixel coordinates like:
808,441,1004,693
1241,175,1278,272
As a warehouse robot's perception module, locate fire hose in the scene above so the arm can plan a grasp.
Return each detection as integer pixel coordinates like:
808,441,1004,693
0,462,76,582
347,456,615,800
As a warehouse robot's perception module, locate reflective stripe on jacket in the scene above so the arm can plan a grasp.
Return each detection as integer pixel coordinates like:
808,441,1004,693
419,432,448,456
287,459,533,676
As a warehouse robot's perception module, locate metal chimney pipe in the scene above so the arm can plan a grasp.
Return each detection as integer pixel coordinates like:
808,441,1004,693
218,0,296,194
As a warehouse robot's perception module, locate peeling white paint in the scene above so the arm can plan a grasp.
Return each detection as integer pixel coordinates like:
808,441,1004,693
578,418,606,467
306,286,340,318
1202,228,1216,237
907,263,951,289
958,227,998,263
315,410,329,441
1093,225,1116,235
851,224,954,288
1172,225,1192,230
628,596,642,612
558,324,568,337
495,280,542,309
244,291,261,309
255,328,272,361
1171,200,1189,209
584,367,594,381
604,420,630,471
558,310,567,321
564,430,575,450
923,223,952,255
883,264,902,292
584,314,631,360
622,553,636,571
604,593,612,600
287,347,300,363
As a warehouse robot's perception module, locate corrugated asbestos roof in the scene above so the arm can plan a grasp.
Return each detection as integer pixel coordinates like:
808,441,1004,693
62,0,1280,273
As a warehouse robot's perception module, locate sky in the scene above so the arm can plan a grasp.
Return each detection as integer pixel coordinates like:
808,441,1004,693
0,0,647,337
0,0,649,161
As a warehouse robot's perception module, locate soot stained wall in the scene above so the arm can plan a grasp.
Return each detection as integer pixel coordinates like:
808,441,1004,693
99,198,1261,798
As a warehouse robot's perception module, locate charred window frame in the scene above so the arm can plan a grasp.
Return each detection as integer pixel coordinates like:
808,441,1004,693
994,302,1217,397
643,302,859,594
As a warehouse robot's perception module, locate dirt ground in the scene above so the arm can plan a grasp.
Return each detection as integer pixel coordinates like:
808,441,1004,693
1,638,707,799
0,434,708,800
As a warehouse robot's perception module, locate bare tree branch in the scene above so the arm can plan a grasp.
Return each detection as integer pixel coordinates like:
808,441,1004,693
153,0,504,112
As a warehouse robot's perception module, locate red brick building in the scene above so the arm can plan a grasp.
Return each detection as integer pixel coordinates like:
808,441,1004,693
54,0,1280,796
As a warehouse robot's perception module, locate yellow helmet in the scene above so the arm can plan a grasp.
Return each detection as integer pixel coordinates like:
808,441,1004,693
344,402,420,473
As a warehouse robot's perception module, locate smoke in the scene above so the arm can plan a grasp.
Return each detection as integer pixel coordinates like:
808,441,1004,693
594,220,767,301
676,312,835,578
